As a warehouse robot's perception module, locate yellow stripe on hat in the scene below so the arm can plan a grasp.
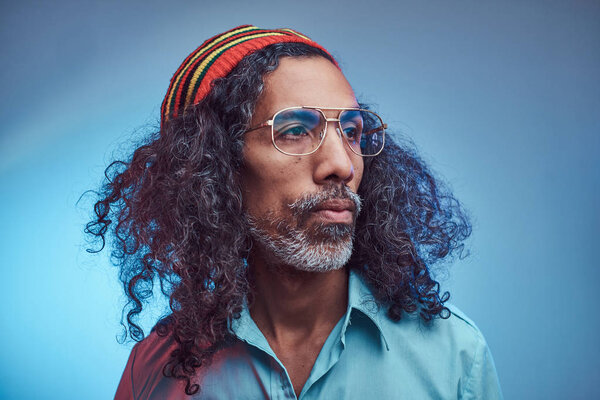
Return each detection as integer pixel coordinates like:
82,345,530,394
278,28,310,40
165,25,257,117
184,32,287,106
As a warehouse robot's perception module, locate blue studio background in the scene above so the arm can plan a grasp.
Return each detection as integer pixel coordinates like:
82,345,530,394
1,1,598,399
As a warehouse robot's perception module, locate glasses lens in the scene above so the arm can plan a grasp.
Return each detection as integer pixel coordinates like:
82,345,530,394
272,109,325,155
340,110,385,156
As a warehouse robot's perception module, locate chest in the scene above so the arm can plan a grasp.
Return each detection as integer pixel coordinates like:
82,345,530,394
270,340,325,397
187,340,462,400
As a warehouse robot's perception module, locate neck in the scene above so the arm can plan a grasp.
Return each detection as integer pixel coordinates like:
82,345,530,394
248,254,349,342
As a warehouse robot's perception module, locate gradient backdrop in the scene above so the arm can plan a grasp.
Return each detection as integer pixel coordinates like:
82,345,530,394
1,1,598,399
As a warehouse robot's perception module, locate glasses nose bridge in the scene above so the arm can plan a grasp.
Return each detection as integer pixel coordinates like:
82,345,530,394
325,117,341,125
321,116,343,138
317,114,351,157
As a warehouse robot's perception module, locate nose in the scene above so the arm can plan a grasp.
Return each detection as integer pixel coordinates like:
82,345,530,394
312,121,355,184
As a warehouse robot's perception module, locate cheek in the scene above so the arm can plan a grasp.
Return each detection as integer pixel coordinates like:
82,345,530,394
240,152,298,216
351,156,364,191
241,169,271,216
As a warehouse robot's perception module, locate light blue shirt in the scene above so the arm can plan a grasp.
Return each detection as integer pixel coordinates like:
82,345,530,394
116,270,502,399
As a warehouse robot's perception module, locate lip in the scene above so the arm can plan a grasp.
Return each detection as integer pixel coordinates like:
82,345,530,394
312,199,355,223
313,199,356,213
313,209,353,223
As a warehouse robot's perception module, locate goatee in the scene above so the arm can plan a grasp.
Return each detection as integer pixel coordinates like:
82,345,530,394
247,185,362,272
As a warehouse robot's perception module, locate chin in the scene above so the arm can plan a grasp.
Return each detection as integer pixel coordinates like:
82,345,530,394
248,221,355,272
287,238,354,272
308,222,354,242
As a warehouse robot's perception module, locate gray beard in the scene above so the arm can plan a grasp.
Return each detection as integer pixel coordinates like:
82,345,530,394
247,186,362,272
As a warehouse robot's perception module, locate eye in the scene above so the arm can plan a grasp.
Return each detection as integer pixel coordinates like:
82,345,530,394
277,123,311,139
343,126,360,140
340,110,363,145
341,122,362,146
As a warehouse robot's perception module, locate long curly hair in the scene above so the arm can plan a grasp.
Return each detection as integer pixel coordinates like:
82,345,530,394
86,42,471,395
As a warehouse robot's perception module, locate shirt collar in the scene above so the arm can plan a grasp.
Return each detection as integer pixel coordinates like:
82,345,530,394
345,269,390,351
230,268,390,352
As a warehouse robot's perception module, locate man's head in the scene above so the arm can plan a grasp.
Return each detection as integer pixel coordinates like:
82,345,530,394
242,56,364,272
88,25,471,395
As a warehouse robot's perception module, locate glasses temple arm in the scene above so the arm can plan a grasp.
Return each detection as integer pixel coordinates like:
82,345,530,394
246,121,272,133
363,123,387,136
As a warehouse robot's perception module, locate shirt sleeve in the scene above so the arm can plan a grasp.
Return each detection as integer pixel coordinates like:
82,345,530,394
114,343,139,400
460,334,503,400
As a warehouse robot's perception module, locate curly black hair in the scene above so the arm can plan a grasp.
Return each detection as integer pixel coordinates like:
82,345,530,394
86,42,471,395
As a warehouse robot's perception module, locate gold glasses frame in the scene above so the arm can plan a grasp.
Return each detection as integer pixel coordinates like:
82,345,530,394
246,106,387,157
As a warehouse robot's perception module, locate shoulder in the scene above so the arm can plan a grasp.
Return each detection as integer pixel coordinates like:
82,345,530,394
377,303,502,399
441,303,487,348
378,302,486,349
377,303,488,375
115,330,188,400
442,304,503,398
350,271,488,358
130,328,179,372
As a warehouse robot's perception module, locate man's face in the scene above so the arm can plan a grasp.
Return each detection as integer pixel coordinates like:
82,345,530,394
241,56,364,271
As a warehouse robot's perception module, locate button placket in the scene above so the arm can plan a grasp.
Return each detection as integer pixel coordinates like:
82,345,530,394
270,358,296,399
280,369,287,389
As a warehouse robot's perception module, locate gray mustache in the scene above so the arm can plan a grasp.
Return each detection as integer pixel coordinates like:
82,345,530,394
288,185,362,218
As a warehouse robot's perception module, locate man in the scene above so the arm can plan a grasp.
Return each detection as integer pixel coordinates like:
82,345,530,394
88,25,502,399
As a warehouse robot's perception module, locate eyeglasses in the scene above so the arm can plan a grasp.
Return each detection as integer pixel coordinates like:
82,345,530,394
246,106,387,157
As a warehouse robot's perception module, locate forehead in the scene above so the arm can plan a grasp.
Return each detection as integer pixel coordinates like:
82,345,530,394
254,56,358,120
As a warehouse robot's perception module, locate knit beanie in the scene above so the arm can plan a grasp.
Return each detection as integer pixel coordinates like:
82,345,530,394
160,25,338,128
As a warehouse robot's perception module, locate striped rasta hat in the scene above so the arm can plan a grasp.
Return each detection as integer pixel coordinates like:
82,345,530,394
160,25,338,128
